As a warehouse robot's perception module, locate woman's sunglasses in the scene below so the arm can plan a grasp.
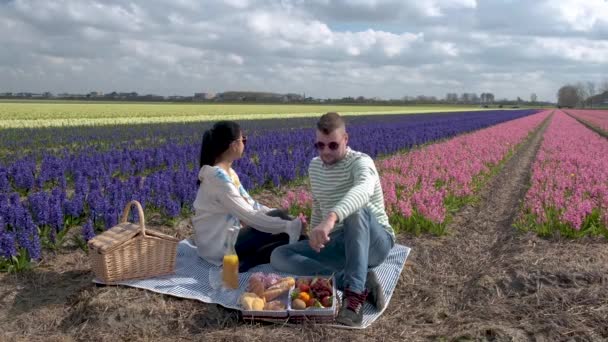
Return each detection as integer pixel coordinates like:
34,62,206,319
314,141,340,150
236,136,247,146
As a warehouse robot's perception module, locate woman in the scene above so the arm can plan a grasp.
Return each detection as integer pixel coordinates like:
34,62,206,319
192,121,305,271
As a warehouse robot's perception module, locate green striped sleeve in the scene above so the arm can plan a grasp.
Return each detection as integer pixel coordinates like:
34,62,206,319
330,157,377,222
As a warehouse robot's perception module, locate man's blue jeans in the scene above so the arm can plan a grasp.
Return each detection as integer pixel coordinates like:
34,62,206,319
270,208,394,293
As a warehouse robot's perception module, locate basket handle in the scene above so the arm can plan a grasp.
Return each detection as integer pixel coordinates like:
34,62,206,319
120,200,146,236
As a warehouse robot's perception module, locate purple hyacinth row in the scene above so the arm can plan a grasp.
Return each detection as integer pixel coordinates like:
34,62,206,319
0,110,538,261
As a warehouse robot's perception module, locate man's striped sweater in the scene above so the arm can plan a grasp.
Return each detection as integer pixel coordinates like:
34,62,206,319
308,147,395,242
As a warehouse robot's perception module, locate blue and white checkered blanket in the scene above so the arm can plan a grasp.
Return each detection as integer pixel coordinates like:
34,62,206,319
94,239,410,329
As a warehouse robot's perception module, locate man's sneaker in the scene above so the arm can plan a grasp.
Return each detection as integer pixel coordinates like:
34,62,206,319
336,289,366,326
365,270,386,309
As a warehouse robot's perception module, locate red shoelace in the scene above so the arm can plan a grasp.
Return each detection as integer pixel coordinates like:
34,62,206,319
344,289,368,312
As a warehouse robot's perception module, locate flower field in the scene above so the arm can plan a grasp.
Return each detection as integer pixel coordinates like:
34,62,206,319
0,101,487,128
0,109,539,269
3,105,608,340
566,109,608,134
3,106,608,272
283,111,550,235
0,109,533,162
516,111,608,237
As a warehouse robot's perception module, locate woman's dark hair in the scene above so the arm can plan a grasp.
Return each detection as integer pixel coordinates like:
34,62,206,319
198,120,242,175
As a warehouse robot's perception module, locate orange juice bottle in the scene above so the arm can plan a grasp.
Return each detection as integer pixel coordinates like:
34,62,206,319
222,227,240,289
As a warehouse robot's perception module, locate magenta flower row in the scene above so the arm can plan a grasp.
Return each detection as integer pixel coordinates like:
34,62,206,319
378,111,550,224
283,111,551,227
521,111,608,231
567,109,608,133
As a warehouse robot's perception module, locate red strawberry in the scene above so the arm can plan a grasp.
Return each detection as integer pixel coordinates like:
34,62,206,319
321,296,332,308
306,297,316,307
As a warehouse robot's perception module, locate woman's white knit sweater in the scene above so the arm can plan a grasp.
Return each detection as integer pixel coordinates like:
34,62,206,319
192,165,302,265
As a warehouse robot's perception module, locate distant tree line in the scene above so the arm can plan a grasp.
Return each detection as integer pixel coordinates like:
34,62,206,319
557,79,608,108
0,89,554,106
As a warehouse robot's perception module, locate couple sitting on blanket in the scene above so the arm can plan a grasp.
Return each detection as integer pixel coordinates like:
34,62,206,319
192,112,395,326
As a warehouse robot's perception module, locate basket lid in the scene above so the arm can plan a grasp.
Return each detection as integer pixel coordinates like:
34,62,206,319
88,222,142,253
87,200,180,253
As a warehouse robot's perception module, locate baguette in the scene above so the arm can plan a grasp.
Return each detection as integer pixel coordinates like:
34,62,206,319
263,277,295,301
266,277,295,290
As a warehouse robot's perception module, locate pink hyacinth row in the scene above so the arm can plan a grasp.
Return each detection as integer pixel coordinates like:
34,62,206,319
567,109,608,133
378,110,550,224
521,111,608,231
281,188,313,211
282,110,550,228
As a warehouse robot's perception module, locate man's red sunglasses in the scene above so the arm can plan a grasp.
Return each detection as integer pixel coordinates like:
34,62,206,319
314,141,340,150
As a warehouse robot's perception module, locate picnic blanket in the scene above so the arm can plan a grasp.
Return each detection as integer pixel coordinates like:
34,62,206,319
93,239,411,329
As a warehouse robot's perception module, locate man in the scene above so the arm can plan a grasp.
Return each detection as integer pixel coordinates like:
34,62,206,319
271,112,395,326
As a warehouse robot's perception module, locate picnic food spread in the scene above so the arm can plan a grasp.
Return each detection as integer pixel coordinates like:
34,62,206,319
290,277,333,309
239,273,295,311
238,272,335,315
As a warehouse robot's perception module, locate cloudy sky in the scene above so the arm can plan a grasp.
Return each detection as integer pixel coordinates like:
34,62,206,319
1,0,607,102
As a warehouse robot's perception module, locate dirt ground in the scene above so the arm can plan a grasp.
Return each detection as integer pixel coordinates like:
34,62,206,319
2,114,608,341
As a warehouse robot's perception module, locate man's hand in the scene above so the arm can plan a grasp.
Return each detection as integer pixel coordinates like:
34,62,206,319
309,212,338,252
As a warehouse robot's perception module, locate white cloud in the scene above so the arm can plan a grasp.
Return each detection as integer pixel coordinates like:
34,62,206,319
431,41,459,57
228,53,244,65
13,0,147,32
547,0,608,32
0,0,606,102
411,0,476,17
224,0,249,9
533,37,608,64
336,30,422,58
248,11,333,45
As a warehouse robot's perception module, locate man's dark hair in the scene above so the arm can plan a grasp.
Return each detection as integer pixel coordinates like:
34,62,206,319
316,112,345,134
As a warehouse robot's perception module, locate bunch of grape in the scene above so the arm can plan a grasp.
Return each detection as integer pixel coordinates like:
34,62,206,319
310,278,332,299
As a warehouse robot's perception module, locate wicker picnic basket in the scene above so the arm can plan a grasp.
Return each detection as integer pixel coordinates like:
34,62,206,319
88,200,179,283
